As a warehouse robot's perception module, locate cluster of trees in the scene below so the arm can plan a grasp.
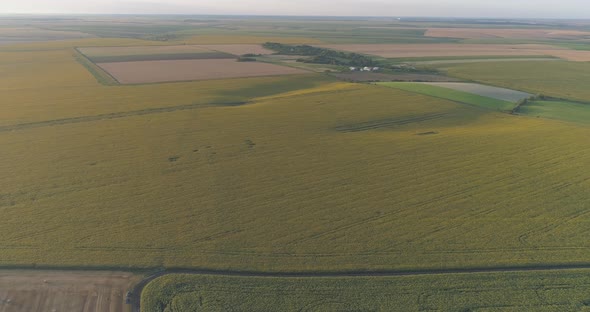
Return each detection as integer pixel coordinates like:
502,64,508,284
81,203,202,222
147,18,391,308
263,42,377,67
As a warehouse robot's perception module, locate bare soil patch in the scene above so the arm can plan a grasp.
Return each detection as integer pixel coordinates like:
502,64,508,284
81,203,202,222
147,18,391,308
318,44,590,61
97,59,307,84
332,72,461,82
426,28,590,40
0,270,139,312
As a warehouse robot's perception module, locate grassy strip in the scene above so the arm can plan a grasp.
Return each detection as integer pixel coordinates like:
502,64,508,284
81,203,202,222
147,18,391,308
519,100,590,125
141,271,590,312
88,52,235,63
378,82,514,111
73,48,119,86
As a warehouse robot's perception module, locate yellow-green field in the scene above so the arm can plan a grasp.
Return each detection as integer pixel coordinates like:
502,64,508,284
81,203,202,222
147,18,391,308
142,271,590,311
1,38,590,273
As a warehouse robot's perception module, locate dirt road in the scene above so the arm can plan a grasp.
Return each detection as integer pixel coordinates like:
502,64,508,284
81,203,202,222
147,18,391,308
0,270,139,312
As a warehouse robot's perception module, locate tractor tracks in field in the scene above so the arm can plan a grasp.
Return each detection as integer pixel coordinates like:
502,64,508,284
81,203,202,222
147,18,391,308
0,101,246,133
129,264,590,312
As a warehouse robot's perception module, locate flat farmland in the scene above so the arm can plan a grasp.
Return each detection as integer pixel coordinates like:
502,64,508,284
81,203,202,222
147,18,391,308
79,45,218,58
0,27,94,44
193,44,274,55
79,44,273,59
77,44,275,63
319,43,590,61
519,100,590,125
0,270,139,312
425,28,590,40
1,82,590,271
97,59,307,84
422,82,532,102
142,271,590,312
331,72,461,82
78,45,235,63
378,82,515,111
438,61,590,102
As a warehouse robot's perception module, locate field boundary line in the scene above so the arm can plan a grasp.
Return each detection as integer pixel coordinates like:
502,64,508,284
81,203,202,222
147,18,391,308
0,101,247,133
73,47,120,86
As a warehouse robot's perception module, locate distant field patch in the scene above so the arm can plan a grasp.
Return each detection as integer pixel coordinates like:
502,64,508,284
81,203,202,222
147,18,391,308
408,57,560,65
79,45,235,63
97,59,307,84
332,72,461,82
0,27,94,45
319,44,590,61
79,45,214,57
422,82,532,102
426,28,590,40
438,61,590,102
194,44,274,55
519,100,590,125
87,52,234,63
379,82,515,111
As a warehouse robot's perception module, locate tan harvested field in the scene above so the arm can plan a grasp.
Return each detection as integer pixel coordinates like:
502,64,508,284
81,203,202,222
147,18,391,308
0,270,139,312
319,44,590,61
97,59,307,84
426,28,590,40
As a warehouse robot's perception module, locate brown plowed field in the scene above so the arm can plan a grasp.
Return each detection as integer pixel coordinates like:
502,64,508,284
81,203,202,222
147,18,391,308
318,44,590,61
0,270,139,312
426,28,590,40
98,59,307,84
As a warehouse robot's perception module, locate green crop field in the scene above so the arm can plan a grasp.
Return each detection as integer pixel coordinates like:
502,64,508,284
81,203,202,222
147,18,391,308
377,82,515,111
437,61,590,102
2,39,590,272
142,271,590,312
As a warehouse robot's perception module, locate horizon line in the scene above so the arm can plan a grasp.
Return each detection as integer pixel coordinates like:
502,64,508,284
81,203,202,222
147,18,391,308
0,12,588,21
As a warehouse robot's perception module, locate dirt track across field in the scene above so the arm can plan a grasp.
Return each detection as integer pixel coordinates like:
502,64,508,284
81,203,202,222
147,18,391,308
98,59,306,84
0,270,139,312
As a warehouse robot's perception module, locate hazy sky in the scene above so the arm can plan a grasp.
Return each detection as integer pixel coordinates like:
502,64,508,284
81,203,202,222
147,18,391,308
1,0,589,18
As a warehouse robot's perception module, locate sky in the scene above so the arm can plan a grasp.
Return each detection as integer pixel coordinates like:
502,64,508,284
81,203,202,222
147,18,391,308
1,0,589,19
